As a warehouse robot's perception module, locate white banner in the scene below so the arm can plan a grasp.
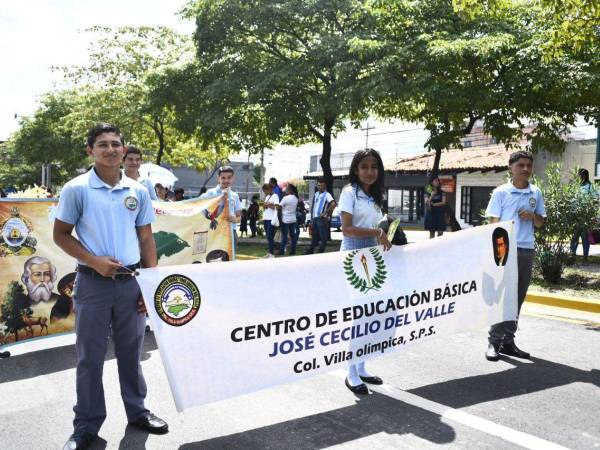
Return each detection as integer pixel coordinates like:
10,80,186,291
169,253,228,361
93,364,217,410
137,221,518,411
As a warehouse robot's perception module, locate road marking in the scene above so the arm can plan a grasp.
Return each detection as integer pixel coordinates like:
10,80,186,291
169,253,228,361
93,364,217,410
329,371,568,450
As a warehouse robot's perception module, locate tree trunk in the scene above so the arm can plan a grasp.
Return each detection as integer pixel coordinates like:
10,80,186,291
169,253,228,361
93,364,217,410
320,121,334,194
156,132,165,165
430,145,443,182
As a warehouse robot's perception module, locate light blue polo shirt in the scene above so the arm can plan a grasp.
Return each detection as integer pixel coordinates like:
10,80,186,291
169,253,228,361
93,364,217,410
56,168,155,266
485,181,546,249
201,185,242,230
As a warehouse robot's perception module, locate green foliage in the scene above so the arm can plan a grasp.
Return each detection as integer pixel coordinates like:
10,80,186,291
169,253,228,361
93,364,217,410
9,90,89,187
0,141,40,189
54,26,211,166
453,0,600,59
534,163,598,282
156,0,382,191
1,281,29,342
368,0,594,175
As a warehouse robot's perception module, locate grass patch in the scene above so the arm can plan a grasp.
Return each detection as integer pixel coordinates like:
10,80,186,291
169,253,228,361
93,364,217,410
531,262,600,299
236,242,340,258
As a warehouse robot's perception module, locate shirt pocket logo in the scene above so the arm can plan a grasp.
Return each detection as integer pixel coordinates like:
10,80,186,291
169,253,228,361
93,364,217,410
124,196,139,211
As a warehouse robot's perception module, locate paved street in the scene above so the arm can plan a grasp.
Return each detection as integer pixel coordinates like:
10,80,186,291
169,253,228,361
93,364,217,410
1,303,598,450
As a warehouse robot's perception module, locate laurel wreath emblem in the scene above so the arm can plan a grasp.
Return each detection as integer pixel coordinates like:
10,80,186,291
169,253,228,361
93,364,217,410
344,247,387,293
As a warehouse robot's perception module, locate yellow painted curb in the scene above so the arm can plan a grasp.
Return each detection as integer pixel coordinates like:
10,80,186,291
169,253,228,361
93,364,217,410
236,254,260,260
526,291,600,314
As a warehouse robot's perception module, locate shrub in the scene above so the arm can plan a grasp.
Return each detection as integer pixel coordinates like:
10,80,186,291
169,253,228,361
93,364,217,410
534,163,598,282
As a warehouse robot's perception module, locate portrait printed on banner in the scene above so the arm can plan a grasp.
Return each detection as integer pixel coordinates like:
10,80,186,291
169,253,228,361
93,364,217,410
492,227,509,267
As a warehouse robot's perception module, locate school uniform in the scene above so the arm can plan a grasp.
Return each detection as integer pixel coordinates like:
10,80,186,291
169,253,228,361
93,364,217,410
306,190,334,253
485,181,546,349
56,168,155,440
338,184,384,391
262,193,280,255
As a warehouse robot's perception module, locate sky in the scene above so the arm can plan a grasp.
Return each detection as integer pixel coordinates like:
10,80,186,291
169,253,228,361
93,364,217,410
0,0,194,140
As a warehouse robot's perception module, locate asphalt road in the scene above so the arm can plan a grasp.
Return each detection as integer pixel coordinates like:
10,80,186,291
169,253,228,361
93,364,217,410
1,303,598,450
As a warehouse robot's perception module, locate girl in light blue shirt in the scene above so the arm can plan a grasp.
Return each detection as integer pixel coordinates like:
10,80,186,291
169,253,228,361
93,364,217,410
339,149,392,395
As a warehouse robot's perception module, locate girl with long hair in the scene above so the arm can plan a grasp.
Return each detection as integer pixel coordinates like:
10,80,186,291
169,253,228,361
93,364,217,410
338,148,392,394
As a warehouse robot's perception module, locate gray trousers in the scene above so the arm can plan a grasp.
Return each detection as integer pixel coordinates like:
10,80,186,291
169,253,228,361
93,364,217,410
488,248,535,345
72,273,149,437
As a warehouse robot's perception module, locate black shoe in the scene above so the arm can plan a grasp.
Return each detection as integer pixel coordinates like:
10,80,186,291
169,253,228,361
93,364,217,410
63,433,96,450
130,413,169,434
486,343,500,361
345,378,369,395
359,375,383,385
499,342,530,359
0,351,10,358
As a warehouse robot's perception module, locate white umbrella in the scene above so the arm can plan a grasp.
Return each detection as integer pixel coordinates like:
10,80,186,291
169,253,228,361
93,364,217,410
139,163,178,189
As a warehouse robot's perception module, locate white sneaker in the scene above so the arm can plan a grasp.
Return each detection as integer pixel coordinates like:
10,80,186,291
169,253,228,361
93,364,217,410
263,253,275,259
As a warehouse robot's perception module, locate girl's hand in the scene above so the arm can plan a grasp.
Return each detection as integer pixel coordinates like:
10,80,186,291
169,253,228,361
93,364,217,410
377,229,392,251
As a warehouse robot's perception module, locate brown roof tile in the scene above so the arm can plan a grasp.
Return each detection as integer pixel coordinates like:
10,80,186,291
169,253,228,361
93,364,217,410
393,145,512,173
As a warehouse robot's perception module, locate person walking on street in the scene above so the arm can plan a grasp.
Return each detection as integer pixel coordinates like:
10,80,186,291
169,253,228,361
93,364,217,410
200,165,242,249
570,168,598,262
305,177,336,254
338,149,392,395
424,176,447,238
54,123,168,450
248,196,260,237
278,183,299,255
484,150,546,362
262,183,280,258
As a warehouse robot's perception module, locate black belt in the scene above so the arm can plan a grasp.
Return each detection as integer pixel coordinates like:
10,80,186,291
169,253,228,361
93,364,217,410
77,263,140,281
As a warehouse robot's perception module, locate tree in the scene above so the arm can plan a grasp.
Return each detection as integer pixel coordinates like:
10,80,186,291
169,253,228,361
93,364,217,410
534,164,598,282
453,0,600,58
367,0,595,178
0,141,40,189
9,90,88,187
0,282,30,343
156,0,381,192
56,26,212,166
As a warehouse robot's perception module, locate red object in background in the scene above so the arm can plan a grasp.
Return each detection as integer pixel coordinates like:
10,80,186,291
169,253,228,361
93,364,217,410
439,177,456,193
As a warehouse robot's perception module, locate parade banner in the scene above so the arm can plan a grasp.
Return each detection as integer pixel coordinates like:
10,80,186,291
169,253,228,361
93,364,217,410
137,221,518,411
0,195,232,348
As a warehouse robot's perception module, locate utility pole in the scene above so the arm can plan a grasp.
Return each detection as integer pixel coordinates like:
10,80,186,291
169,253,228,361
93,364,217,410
360,122,375,149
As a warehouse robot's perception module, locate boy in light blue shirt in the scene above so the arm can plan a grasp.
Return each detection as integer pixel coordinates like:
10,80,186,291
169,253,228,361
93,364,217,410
484,150,546,362
201,165,242,250
54,124,168,449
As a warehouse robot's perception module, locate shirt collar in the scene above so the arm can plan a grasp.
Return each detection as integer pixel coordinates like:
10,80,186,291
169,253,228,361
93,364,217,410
89,168,133,190
508,182,532,194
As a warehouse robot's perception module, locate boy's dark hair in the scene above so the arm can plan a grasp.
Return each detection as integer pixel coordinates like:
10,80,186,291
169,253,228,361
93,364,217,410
508,150,533,165
316,177,326,184
87,123,124,147
269,177,278,184
124,145,142,159
218,165,234,175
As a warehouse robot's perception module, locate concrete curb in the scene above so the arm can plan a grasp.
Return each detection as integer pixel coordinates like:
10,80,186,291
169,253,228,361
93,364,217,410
526,291,600,314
